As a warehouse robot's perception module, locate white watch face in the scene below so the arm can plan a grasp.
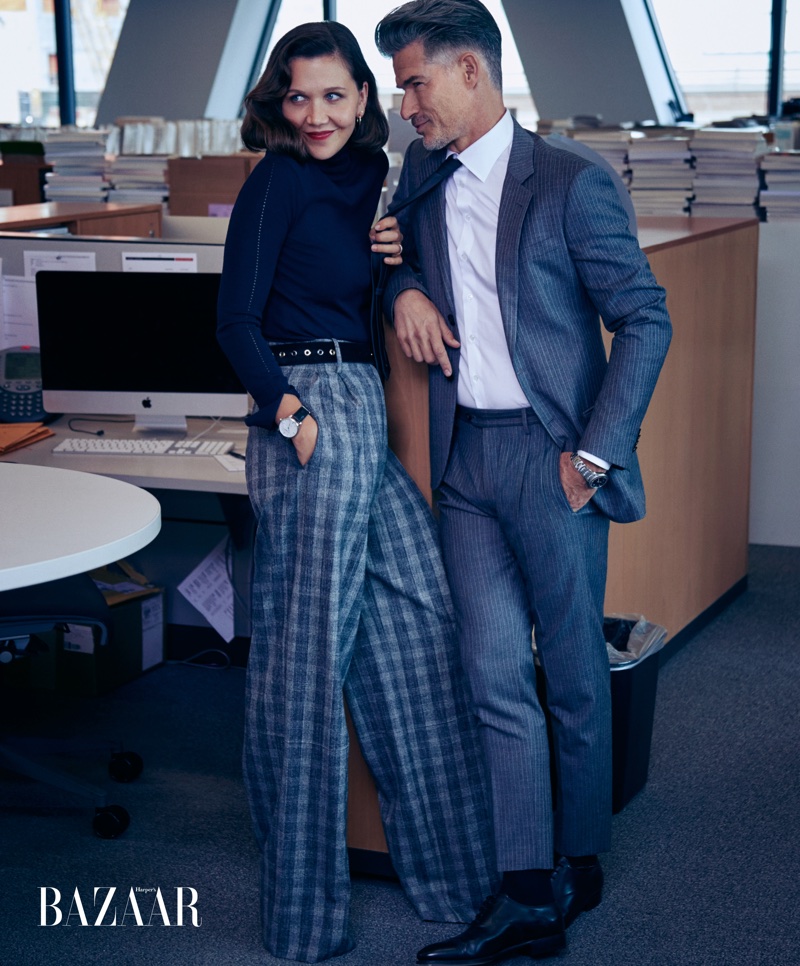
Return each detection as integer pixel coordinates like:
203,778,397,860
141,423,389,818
279,416,299,438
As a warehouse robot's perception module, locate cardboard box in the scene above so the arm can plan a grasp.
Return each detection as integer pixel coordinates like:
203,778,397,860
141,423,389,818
59,587,164,697
2,562,164,697
166,154,261,215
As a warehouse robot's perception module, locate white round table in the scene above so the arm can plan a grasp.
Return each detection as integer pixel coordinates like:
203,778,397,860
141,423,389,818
0,463,161,591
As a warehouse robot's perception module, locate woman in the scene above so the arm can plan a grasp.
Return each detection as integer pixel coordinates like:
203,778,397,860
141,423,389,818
217,22,494,963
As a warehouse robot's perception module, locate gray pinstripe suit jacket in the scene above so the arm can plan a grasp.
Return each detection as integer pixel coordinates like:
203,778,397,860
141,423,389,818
385,120,672,524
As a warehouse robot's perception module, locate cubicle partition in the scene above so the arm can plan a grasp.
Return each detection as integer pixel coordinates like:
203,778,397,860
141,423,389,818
0,229,224,276
0,215,762,863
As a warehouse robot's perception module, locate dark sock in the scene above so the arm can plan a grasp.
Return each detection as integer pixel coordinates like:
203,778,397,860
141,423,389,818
501,869,555,906
565,854,598,869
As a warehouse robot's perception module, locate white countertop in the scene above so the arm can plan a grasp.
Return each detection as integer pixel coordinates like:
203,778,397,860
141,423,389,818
1,463,161,591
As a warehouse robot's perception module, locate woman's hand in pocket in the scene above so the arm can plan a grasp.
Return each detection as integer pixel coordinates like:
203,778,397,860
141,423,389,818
293,415,318,467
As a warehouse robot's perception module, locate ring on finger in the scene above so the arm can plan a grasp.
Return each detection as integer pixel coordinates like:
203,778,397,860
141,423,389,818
397,243,403,255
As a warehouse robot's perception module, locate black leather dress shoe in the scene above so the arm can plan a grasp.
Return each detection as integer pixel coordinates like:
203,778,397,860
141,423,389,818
550,856,603,926
416,893,566,964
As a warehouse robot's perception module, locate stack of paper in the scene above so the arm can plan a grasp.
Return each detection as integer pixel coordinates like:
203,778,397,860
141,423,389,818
43,128,111,203
627,137,693,216
759,151,800,221
688,127,768,217
571,128,634,180
105,155,169,204
0,422,54,455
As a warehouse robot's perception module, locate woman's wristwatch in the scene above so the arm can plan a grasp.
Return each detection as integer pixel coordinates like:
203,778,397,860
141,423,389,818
570,452,610,489
278,406,310,439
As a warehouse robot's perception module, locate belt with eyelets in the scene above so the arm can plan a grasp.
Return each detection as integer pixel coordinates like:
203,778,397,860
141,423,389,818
271,340,374,366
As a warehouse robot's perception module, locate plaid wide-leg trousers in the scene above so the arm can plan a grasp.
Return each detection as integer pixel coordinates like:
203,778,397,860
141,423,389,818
244,359,496,962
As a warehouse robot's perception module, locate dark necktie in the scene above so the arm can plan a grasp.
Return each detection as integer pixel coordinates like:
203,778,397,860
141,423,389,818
370,155,462,381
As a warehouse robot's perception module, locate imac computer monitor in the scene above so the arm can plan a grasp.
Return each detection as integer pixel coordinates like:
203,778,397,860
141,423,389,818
35,270,249,432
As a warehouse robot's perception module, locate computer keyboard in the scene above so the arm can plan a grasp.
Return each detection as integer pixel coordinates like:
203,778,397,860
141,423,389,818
52,437,238,457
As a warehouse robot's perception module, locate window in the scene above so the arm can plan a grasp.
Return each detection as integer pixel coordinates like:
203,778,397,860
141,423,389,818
649,0,773,125
0,0,130,126
255,0,537,128
261,0,323,67
785,1,800,104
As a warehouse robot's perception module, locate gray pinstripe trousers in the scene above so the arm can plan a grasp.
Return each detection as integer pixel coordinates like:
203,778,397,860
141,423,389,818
437,407,612,871
244,361,496,962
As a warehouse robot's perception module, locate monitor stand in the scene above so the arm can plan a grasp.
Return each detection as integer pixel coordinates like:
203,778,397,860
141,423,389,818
133,414,188,434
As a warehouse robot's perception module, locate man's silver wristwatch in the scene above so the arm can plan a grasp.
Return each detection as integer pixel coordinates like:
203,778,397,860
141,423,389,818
278,406,310,439
570,452,610,489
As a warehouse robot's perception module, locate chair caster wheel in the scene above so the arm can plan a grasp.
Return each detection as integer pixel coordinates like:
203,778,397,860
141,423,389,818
109,750,143,783
93,804,130,839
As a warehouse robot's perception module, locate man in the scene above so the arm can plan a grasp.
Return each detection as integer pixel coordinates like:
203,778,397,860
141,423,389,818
374,2,672,963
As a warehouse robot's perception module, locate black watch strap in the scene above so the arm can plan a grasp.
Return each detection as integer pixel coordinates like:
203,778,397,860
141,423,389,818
278,406,310,438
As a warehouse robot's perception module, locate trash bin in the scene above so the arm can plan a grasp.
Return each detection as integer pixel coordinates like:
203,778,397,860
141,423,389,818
605,615,667,812
534,614,668,814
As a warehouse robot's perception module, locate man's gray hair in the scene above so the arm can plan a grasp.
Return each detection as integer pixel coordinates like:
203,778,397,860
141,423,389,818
375,0,503,90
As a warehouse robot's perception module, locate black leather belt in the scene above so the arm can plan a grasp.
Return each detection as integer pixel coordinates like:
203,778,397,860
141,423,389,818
456,406,539,428
271,341,374,366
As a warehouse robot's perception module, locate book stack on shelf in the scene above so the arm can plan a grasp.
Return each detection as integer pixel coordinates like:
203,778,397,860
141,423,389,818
626,136,693,216
569,128,633,182
105,155,169,205
110,117,173,156
193,119,242,157
759,151,800,221
0,125,51,146
105,119,170,206
42,128,111,203
688,127,768,218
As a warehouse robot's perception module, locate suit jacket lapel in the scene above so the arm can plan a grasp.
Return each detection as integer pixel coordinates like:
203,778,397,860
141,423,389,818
416,147,456,317
496,122,536,354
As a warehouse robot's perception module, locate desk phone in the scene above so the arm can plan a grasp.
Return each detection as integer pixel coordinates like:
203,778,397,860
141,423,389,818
0,346,47,422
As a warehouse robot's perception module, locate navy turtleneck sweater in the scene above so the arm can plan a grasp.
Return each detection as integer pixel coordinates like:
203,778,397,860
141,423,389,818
217,146,389,427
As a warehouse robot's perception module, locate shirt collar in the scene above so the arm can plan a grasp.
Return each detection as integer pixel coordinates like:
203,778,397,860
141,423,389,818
447,110,513,182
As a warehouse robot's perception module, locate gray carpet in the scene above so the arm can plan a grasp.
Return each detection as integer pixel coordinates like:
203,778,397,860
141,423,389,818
1,544,798,966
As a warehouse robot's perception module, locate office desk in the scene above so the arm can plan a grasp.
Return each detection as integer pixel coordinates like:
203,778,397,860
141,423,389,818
0,462,161,591
0,202,163,238
0,416,249,496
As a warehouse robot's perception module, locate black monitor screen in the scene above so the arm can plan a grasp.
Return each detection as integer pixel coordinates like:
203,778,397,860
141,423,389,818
35,270,244,395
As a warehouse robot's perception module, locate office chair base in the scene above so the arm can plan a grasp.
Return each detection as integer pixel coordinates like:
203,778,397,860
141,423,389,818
0,741,141,838
109,750,144,783
93,804,130,839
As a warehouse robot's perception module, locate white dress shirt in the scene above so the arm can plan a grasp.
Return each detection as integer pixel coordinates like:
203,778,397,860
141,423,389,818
446,111,610,470
446,111,527,411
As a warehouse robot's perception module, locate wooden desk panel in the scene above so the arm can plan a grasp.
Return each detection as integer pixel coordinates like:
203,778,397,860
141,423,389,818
0,202,162,237
604,220,758,634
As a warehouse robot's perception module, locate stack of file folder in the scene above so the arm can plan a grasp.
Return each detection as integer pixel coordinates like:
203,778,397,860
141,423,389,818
627,137,693,216
758,151,800,221
570,128,633,181
688,127,768,218
0,422,54,455
43,128,111,203
105,155,169,205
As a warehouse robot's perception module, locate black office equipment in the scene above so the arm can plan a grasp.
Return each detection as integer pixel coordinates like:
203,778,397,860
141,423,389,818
0,345,46,422
35,270,248,432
